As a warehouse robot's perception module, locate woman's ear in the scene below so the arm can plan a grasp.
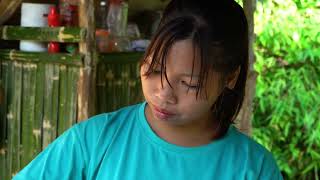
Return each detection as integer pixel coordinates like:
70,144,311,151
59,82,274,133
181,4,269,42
225,67,241,90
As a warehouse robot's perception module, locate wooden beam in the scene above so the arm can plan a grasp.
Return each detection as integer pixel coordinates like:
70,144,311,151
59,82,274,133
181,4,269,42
77,0,97,121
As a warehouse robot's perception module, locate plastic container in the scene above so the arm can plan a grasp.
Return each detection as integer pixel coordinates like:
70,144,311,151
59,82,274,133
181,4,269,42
20,3,53,52
107,0,128,37
127,23,141,40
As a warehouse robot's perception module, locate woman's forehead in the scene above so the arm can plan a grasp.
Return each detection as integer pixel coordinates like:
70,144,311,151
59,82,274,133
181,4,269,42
167,40,200,72
149,39,201,72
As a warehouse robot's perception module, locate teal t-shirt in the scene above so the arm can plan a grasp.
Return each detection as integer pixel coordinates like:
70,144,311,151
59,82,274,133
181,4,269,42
14,102,283,180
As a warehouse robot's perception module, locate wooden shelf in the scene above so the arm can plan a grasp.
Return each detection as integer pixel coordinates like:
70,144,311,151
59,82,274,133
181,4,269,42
0,26,86,43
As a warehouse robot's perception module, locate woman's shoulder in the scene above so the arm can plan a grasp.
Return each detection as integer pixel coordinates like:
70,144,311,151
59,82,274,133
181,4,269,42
227,126,282,178
228,126,269,154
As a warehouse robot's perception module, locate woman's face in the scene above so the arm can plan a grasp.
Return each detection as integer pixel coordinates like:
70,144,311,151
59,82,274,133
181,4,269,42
141,39,225,130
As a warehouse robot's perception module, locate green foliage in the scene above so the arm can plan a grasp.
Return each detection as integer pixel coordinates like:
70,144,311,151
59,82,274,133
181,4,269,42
253,0,320,179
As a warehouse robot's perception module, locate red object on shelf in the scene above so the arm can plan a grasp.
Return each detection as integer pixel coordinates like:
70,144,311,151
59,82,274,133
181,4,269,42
48,6,60,27
48,6,60,53
48,42,60,53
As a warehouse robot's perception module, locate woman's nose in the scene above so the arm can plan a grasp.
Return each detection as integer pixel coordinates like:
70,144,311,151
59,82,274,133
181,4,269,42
156,79,177,104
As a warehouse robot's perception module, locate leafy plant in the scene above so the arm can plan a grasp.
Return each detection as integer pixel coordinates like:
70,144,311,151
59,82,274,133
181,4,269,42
253,0,320,179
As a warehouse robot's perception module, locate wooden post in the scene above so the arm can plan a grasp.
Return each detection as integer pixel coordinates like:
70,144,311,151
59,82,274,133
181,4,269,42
77,0,97,121
0,0,22,25
236,0,257,135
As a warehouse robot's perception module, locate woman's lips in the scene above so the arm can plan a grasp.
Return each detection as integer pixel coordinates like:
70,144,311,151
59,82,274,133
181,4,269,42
152,104,175,119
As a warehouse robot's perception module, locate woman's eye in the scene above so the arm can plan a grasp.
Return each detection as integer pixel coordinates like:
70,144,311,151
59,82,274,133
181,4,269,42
181,81,198,90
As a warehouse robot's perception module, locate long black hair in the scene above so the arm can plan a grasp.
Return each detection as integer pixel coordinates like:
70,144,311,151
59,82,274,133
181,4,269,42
140,0,249,138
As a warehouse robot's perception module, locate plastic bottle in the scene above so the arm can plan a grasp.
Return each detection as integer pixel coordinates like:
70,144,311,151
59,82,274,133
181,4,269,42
96,0,108,29
105,0,130,52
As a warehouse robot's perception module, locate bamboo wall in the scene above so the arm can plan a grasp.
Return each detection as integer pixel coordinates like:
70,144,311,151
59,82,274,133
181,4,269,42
0,59,79,179
96,53,144,114
0,0,144,178
0,25,85,179
0,51,144,179
0,23,144,179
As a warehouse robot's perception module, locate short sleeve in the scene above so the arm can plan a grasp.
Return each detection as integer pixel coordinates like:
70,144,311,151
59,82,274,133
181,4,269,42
13,125,88,180
258,152,283,180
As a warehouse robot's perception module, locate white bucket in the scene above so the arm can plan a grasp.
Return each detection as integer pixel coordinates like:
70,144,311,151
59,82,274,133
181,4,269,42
20,3,53,52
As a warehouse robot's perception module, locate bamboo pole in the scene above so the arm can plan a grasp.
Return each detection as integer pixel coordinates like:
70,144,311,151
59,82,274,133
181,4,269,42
125,68,131,107
68,67,79,124
42,65,59,149
116,63,122,110
58,65,67,136
0,62,3,180
3,61,13,180
58,65,78,133
96,63,106,114
0,50,83,66
21,63,37,168
77,0,97,121
0,61,8,180
51,65,60,136
8,62,22,178
109,64,119,111
33,63,44,152
105,65,114,112
42,64,54,149
1,26,86,43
